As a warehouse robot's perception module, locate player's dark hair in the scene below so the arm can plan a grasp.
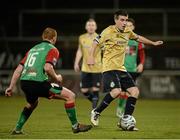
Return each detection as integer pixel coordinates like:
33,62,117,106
127,18,135,26
114,10,128,19
85,18,97,29
87,18,96,22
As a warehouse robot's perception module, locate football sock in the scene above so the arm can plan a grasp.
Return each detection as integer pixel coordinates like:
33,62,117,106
117,94,128,113
124,97,137,115
95,93,114,113
83,91,92,102
92,91,99,109
65,102,78,126
15,107,33,131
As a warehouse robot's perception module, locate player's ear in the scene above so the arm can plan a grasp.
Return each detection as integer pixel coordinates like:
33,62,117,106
95,24,97,31
51,37,56,45
85,23,88,31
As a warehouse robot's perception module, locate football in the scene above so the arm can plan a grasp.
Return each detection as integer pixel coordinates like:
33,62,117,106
120,115,136,131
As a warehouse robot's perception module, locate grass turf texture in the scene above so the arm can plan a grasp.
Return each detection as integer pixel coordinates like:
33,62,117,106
0,96,180,139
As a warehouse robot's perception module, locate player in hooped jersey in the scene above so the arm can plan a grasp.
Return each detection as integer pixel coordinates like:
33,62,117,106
116,18,146,118
5,27,92,134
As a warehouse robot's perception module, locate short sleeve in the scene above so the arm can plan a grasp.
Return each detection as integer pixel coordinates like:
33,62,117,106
78,36,83,49
94,28,110,46
138,42,145,50
20,51,29,65
46,48,59,67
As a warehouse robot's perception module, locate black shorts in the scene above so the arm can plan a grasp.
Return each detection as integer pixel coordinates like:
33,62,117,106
128,72,141,82
80,72,102,88
102,70,136,93
20,80,62,104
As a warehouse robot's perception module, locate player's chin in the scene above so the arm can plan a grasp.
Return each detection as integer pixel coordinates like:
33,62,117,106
122,26,126,30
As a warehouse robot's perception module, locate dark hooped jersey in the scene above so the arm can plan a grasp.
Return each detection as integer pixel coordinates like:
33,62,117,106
20,41,59,82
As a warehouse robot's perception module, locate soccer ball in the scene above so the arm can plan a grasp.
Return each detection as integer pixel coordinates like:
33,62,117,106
120,115,136,130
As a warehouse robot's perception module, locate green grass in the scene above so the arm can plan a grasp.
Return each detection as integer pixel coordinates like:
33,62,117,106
0,96,180,139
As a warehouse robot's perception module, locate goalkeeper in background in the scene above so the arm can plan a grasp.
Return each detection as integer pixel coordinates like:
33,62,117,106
74,19,102,109
116,18,146,118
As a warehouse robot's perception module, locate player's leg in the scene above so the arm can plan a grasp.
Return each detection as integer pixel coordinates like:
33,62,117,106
118,72,139,131
91,73,102,109
12,81,39,134
116,72,137,118
51,86,92,133
91,71,121,126
91,87,99,109
12,101,38,134
116,92,128,118
81,88,92,102
124,87,139,116
80,72,93,102
123,72,139,116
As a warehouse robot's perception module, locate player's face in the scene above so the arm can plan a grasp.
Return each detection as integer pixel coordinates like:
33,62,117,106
126,21,135,31
85,21,97,34
115,15,128,31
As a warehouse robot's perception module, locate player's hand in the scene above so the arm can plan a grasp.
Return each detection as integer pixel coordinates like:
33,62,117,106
87,56,95,66
153,41,163,46
137,64,144,73
56,74,63,84
74,63,80,72
5,87,13,97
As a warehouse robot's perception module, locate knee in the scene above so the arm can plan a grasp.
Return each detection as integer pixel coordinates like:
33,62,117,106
110,88,121,98
92,87,100,92
81,88,89,93
26,100,38,110
67,91,76,102
130,87,139,98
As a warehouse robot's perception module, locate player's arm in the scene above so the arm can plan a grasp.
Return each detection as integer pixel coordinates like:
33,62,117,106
44,48,62,84
137,43,145,73
88,28,109,66
137,35,163,46
87,33,103,66
74,46,82,72
44,63,62,84
5,64,24,97
5,51,29,97
129,29,163,46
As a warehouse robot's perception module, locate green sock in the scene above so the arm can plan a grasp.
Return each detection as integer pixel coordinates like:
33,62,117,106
15,107,33,131
118,96,127,112
64,103,78,126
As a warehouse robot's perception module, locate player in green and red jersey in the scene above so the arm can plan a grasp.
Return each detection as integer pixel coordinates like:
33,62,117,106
5,27,92,134
116,18,145,118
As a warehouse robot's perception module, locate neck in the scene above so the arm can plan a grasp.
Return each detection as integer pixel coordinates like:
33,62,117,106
115,25,123,32
87,32,94,36
43,39,52,44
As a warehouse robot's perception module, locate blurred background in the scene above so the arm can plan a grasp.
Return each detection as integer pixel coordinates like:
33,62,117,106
0,0,180,98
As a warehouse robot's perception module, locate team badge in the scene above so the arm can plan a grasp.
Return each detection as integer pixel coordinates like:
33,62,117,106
110,81,115,88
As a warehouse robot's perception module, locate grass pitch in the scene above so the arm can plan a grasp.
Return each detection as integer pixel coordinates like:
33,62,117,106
0,96,180,139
